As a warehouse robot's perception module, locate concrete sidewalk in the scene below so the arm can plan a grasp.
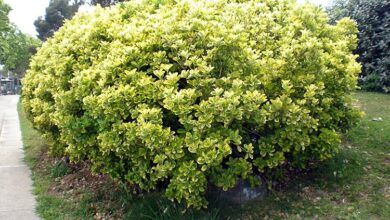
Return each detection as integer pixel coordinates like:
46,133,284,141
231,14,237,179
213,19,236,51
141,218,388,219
0,95,39,220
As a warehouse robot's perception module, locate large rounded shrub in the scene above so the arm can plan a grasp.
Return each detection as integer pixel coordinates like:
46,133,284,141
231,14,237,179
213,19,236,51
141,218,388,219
22,0,361,208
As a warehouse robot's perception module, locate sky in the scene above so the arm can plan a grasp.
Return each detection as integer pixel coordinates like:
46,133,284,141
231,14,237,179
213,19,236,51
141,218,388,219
4,0,333,37
4,0,50,36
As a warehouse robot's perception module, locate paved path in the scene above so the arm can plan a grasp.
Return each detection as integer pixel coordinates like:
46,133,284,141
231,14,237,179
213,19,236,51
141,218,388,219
0,95,39,220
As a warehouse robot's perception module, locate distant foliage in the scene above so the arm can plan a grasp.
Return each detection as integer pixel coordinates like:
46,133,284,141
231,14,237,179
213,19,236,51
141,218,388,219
0,0,12,65
0,0,40,77
34,0,83,41
23,0,361,208
0,29,41,77
0,0,11,33
329,0,390,92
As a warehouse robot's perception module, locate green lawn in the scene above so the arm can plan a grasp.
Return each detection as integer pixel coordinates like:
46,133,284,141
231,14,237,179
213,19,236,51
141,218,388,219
18,91,390,219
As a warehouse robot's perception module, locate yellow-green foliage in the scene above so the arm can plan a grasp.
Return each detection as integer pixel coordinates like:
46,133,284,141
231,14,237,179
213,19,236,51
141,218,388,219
22,0,361,208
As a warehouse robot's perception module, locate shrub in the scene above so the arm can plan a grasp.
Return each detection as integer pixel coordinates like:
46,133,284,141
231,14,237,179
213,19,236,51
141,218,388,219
328,0,390,93
22,0,361,208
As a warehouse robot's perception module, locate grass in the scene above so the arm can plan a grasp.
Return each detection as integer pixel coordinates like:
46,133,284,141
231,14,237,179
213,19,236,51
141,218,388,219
18,91,390,219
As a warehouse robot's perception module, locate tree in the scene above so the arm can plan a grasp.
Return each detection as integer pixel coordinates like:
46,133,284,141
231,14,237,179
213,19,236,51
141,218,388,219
0,0,11,33
0,0,41,77
328,0,390,92
1,28,40,77
34,0,126,41
34,0,83,41
0,0,11,55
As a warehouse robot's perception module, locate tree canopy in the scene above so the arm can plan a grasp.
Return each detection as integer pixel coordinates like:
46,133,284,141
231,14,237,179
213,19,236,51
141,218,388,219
1,29,40,77
34,0,126,42
0,0,41,77
34,0,83,41
0,0,11,33
0,0,11,54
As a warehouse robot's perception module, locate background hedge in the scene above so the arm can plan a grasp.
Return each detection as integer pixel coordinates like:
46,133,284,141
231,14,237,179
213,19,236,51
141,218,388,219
329,0,390,92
